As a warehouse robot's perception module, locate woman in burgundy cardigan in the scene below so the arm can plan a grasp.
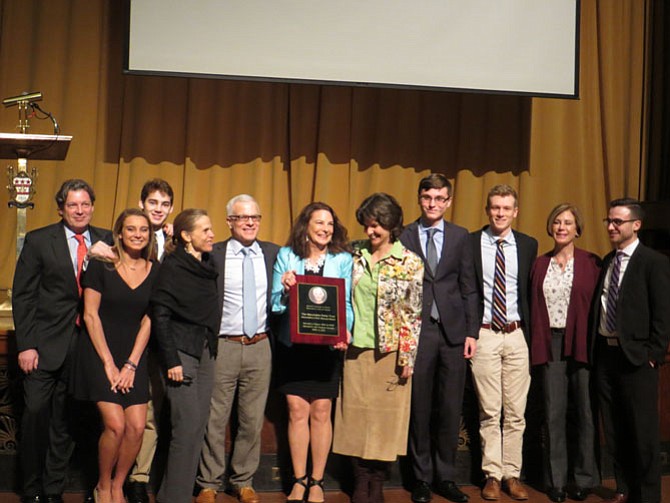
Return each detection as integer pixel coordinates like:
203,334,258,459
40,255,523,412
530,203,601,503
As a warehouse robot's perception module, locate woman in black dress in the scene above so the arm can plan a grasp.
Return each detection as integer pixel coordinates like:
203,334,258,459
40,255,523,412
271,202,353,503
150,209,220,503
73,208,158,503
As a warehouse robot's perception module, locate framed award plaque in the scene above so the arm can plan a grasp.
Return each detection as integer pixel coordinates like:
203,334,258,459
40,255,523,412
289,274,347,345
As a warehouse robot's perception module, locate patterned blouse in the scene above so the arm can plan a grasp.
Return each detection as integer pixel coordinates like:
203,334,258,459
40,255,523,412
351,240,424,367
542,256,574,329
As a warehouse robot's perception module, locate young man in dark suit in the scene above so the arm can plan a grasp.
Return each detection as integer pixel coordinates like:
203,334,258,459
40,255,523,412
470,184,537,501
195,194,279,503
13,179,111,503
593,198,670,503
400,174,479,503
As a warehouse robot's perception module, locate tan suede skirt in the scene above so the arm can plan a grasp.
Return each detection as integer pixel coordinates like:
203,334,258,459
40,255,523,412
332,346,412,461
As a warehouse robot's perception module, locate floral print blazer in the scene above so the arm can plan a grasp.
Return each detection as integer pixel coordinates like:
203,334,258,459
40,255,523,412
352,240,424,367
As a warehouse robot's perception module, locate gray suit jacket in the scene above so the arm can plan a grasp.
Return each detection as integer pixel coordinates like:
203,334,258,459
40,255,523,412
400,219,478,343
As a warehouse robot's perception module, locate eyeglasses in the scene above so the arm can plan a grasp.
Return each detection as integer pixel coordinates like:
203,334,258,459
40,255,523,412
228,214,262,223
603,218,637,227
419,195,450,204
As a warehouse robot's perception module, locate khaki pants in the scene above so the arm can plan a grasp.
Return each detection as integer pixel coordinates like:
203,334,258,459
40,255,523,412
470,327,530,480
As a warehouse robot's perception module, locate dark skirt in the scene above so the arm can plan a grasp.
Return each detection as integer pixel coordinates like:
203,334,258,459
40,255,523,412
275,341,342,399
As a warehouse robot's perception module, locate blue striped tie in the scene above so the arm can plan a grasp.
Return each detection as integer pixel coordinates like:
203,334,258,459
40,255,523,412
605,251,624,333
492,239,507,331
242,247,258,338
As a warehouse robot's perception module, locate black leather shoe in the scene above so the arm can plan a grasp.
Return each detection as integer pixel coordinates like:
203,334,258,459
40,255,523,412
21,497,42,503
546,487,566,502
44,495,64,503
412,481,433,503
437,481,469,503
569,488,589,501
126,481,150,503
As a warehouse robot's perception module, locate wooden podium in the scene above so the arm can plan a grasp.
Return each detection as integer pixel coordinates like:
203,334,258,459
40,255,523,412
0,132,72,319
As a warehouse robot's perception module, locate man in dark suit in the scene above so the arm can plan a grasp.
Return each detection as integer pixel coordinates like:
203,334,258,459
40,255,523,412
400,174,478,503
593,198,670,503
470,184,537,501
13,179,111,503
195,194,279,503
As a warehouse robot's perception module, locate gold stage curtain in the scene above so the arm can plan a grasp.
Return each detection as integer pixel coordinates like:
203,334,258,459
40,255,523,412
0,0,650,289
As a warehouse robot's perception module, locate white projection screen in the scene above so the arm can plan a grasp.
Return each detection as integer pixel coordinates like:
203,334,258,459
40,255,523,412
126,0,579,98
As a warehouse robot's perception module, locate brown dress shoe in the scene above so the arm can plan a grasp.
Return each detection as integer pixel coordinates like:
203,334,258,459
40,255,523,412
195,488,217,503
482,478,501,500
601,493,627,503
236,486,261,503
505,478,528,500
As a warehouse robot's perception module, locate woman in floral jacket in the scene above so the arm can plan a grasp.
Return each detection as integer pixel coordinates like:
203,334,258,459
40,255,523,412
333,192,424,503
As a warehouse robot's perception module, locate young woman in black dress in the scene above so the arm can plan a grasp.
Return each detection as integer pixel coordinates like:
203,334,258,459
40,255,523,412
73,208,158,503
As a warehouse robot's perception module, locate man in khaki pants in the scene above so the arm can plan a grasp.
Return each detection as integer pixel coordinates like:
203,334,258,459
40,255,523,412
469,185,537,501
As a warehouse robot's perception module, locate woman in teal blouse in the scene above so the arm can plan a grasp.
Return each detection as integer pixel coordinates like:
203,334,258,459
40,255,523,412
271,202,353,503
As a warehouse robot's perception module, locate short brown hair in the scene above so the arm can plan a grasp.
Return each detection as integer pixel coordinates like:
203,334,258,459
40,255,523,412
355,193,404,242
486,184,518,208
545,203,584,237
418,173,452,197
609,197,645,221
140,178,174,205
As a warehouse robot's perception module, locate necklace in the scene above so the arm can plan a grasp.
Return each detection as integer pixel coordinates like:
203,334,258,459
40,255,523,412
305,252,326,273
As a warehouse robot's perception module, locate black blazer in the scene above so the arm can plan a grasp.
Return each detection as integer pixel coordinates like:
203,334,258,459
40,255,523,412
210,238,280,338
400,220,478,343
591,243,670,366
470,227,538,344
12,221,111,371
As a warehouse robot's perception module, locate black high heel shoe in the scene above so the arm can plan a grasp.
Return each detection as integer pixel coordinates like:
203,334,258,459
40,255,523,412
287,475,309,503
307,477,325,503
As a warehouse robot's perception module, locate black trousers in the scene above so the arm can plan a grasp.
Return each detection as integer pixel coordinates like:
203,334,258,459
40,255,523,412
594,338,661,503
409,320,466,483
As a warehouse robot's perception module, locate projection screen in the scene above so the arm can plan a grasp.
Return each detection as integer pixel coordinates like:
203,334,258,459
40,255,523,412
126,0,579,98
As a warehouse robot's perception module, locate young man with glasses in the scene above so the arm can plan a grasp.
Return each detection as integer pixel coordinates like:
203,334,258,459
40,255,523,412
194,194,279,503
400,173,479,503
593,198,670,503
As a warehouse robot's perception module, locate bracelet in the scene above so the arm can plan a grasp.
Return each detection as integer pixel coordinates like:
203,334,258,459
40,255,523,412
124,359,137,370
124,364,136,372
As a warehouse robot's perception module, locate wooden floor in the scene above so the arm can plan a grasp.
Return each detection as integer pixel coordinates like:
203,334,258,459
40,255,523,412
0,478,668,503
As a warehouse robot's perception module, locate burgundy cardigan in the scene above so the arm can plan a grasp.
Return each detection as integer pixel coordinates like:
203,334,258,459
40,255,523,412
530,247,601,366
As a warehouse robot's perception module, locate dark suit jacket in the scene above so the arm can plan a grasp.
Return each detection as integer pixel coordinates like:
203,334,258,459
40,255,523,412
12,220,111,371
470,227,538,344
210,238,280,338
591,242,670,366
400,220,478,343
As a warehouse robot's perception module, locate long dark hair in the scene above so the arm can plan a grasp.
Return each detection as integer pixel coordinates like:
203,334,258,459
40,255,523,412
286,202,350,259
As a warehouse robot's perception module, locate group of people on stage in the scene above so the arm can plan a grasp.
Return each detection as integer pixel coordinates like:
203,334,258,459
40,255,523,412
12,173,670,503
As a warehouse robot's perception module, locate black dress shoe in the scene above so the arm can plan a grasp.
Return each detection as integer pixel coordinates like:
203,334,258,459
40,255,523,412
546,487,566,502
412,481,433,503
126,481,150,503
569,488,589,501
21,497,41,503
437,481,469,503
44,495,64,503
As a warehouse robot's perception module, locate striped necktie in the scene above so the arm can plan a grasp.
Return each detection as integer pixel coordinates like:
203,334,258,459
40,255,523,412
605,251,624,333
426,228,440,321
492,239,507,331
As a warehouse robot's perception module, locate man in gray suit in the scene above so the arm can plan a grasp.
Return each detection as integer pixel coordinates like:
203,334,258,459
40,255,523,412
400,173,478,503
195,194,279,503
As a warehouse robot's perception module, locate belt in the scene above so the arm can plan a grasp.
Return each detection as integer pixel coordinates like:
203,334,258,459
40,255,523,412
603,336,619,347
481,321,523,334
222,332,268,345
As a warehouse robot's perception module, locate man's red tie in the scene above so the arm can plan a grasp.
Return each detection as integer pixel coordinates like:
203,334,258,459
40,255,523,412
75,234,87,326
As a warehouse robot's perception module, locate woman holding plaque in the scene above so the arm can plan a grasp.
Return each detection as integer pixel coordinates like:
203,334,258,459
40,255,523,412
332,193,423,503
271,202,353,503
530,203,601,502
150,209,220,503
